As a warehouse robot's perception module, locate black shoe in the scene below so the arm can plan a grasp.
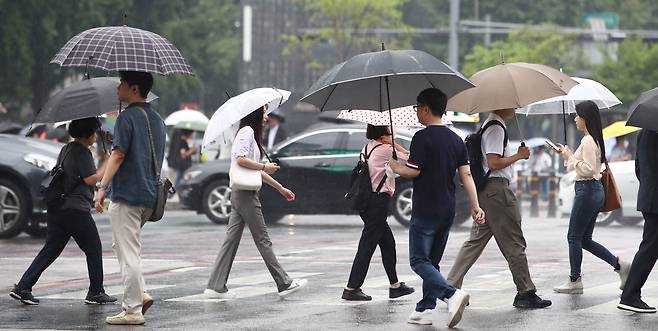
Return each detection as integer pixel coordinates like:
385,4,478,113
342,289,372,301
618,299,657,313
513,292,552,309
9,285,39,305
85,292,118,305
390,282,415,299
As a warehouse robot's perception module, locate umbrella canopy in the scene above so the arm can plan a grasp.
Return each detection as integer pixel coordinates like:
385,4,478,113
517,77,621,115
174,121,207,132
627,87,658,132
51,24,193,75
35,77,158,124
203,88,291,151
337,107,422,127
300,49,474,111
165,109,209,126
446,62,578,114
603,121,641,139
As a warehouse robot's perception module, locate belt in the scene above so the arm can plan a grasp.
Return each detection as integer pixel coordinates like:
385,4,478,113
487,177,510,186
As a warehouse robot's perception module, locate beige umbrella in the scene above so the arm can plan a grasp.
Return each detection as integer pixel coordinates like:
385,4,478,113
446,62,578,114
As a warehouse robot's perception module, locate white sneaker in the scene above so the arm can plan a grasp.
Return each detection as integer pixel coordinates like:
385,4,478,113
446,289,470,328
553,277,584,294
617,260,632,290
203,289,237,299
407,309,433,325
278,279,308,297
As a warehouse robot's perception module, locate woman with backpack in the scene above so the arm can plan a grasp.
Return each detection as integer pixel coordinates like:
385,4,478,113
553,100,631,294
10,117,117,305
205,105,307,299
342,124,415,301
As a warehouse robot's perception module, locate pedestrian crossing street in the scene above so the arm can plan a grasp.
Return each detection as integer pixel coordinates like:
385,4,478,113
33,265,651,315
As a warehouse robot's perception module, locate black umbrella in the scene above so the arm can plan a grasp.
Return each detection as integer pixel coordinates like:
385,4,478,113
627,87,658,132
35,77,158,124
301,47,474,158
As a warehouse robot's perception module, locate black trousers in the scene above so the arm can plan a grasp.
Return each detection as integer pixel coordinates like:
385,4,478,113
16,208,105,294
621,212,658,302
347,193,398,289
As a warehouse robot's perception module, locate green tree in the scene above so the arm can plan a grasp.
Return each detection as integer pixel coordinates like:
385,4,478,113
461,26,584,76
591,37,658,105
282,0,413,67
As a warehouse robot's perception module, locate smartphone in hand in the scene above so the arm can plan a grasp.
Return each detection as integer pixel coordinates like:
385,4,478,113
545,139,561,152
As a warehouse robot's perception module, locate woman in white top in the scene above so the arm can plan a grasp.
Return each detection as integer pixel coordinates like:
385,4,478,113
553,101,630,294
342,125,415,301
205,105,307,299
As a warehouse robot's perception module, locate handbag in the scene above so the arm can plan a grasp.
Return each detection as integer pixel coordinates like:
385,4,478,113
139,107,175,222
229,159,262,191
600,160,622,212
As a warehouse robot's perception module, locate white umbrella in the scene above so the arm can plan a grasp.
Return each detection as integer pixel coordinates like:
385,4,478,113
165,109,209,126
203,88,291,152
516,77,621,143
517,77,621,115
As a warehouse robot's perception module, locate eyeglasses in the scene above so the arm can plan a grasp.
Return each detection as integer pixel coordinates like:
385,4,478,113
413,104,424,112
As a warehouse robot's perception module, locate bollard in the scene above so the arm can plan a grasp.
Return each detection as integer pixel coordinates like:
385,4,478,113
547,172,557,218
529,171,540,217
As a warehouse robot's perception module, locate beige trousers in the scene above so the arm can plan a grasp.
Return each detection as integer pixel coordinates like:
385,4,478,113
109,201,152,314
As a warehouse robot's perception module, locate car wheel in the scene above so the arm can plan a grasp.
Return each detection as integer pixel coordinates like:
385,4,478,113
618,217,643,226
392,182,413,227
0,179,29,239
202,179,232,224
595,210,620,226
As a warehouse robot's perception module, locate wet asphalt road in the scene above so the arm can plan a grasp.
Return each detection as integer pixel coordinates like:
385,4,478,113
1,210,657,330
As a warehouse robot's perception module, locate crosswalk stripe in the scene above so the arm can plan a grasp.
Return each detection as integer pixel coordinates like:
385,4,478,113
226,272,322,286
165,286,274,302
41,284,175,300
325,274,421,288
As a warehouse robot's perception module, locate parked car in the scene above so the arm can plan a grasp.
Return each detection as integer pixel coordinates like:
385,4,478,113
178,123,472,227
0,134,62,238
558,160,642,226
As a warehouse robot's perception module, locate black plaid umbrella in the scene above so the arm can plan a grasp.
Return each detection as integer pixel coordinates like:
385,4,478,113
51,24,193,75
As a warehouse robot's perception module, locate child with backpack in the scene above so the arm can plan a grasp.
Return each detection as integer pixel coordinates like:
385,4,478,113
342,124,415,301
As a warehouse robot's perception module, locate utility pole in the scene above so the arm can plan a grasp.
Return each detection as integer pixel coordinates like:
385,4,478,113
449,0,460,70
484,14,491,48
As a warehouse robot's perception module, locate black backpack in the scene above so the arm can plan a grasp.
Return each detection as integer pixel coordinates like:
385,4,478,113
465,120,508,192
40,145,81,209
345,144,387,212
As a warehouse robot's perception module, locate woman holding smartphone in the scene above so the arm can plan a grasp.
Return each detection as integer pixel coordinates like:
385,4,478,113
204,106,307,299
553,101,630,294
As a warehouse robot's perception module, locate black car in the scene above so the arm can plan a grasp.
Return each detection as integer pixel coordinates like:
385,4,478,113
177,123,471,227
0,134,62,238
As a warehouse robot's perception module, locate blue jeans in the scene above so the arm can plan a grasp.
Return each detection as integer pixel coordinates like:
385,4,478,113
568,180,617,278
409,214,456,312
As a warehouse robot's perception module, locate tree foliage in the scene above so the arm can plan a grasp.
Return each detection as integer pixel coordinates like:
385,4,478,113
282,0,413,67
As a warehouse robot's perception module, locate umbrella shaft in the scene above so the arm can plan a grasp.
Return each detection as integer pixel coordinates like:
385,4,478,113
384,76,398,160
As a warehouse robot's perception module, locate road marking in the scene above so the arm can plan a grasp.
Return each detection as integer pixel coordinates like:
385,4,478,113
166,286,274,302
226,272,322,286
41,284,175,300
577,282,658,315
326,275,421,288
170,266,208,273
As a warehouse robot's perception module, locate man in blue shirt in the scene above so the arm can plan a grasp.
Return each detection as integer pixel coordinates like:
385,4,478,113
389,88,485,328
96,71,166,326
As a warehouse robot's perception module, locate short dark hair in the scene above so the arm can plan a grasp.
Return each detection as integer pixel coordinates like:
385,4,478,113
366,124,390,140
417,88,447,117
69,117,100,139
119,71,153,98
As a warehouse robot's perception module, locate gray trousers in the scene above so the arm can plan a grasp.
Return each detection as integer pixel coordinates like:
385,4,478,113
447,178,536,294
207,190,292,292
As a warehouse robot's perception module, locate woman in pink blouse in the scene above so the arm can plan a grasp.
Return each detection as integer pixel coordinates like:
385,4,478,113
342,125,415,301
553,101,630,294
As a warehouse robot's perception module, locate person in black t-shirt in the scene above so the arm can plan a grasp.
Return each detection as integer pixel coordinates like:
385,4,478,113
389,88,485,328
10,118,117,306
171,129,197,187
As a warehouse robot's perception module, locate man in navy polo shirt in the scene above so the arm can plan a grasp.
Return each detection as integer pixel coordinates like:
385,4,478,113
389,88,485,328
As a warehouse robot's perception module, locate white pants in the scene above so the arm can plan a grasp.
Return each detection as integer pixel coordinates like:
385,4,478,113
109,201,152,314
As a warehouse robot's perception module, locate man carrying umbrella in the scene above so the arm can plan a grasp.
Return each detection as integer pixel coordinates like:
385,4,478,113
446,108,552,309
95,71,166,325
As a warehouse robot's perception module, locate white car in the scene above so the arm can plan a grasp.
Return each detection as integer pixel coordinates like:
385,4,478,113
558,160,642,225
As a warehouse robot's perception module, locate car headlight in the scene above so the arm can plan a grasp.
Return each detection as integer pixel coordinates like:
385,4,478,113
183,170,203,181
23,154,57,171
